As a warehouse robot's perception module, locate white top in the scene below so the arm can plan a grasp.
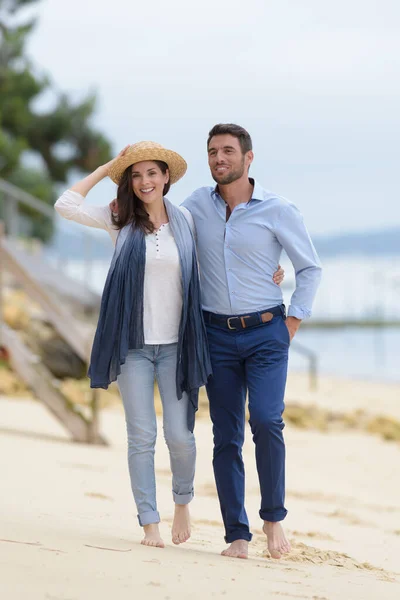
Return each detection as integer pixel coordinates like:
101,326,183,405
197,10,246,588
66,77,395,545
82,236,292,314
54,190,195,344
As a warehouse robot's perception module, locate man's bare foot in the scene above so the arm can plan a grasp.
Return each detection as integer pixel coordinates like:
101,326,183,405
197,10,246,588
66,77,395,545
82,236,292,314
221,539,248,559
141,523,165,548
263,521,291,559
171,504,191,545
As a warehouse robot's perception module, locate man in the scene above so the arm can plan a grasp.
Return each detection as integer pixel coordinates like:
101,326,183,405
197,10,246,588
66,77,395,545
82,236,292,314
182,123,322,560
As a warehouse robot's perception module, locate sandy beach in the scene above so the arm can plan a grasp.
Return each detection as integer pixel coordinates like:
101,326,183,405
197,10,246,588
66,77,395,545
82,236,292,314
1,371,399,600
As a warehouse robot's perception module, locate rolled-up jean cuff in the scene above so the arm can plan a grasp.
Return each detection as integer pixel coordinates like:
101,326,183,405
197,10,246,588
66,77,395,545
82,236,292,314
173,490,194,505
137,510,160,526
259,508,288,522
225,530,253,543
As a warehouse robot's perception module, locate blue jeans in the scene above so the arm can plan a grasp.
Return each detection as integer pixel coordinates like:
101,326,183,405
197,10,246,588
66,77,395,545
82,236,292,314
205,311,289,543
117,344,196,526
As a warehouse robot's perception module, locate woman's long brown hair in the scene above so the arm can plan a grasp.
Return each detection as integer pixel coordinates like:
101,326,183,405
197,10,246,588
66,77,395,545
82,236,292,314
111,160,171,234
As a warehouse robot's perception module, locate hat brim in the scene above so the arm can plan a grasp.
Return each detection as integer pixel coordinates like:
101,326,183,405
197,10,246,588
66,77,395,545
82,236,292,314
109,147,187,185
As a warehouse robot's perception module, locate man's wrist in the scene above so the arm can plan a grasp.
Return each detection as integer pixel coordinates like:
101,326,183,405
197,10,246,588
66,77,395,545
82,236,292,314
286,316,302,324
285,316,302,340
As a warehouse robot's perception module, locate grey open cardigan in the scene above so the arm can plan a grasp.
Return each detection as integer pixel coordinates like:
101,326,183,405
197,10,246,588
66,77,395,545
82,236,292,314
88,198,212,431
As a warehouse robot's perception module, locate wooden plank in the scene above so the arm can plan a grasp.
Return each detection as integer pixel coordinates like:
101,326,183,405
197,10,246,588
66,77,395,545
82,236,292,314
0,178,55,219
1,237,92,363
3,238,100,310
1,323,107,445
1,226,106,445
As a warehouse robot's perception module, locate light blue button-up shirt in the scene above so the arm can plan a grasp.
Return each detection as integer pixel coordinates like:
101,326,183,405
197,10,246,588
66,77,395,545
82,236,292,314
182,180,322,319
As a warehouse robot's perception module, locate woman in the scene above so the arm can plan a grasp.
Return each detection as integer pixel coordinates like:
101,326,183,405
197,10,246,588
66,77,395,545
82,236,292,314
55,141,284,549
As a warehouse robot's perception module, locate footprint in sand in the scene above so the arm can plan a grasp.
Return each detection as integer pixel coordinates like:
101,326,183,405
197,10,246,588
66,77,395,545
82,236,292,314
197,482,218,497
272,593,315,599
45,595,76,600
60,462,106,473
263,540,395,581
84,492,113,501
314,508,372,527
287,490,400,514
84,544,131,552
0,538,41,547
289,531,336,542
193,519,223,528
142,559,161,564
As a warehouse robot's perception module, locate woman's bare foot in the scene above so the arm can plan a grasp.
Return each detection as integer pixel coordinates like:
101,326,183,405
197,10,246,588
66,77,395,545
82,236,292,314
171,504,191,545
221,539,248,559
263,521,291,559
141,523,165,548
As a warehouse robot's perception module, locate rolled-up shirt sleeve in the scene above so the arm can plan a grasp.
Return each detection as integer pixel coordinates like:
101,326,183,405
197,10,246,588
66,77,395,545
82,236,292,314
274,203,322,319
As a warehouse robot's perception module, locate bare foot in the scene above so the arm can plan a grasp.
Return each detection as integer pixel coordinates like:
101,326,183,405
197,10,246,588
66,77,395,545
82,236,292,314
221,539,248,559
141,523,165,548
263,521,291,559
171,504,191,545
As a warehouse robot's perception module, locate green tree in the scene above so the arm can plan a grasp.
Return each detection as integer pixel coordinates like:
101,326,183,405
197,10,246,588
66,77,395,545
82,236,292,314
0,0,112,240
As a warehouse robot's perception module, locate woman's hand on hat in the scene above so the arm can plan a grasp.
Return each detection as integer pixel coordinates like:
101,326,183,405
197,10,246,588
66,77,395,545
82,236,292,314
100,145,131,177
69,146,131,197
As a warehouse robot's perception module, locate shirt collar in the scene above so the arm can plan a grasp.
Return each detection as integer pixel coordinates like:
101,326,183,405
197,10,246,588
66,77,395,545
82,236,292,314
250,180,265,202
211,178,265,203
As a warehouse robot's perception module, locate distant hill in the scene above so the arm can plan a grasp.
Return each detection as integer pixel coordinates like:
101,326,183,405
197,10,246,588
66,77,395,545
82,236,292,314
46,225,400,260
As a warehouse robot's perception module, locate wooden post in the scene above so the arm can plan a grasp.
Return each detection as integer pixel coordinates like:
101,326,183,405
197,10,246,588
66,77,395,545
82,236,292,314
2,322,107,445
4,196,19,238
88,389,100,444
310,355,318,391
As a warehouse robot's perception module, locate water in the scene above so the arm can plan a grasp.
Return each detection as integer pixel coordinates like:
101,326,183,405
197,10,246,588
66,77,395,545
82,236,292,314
52,253,400,384
289,327,400,383
280,255,400,322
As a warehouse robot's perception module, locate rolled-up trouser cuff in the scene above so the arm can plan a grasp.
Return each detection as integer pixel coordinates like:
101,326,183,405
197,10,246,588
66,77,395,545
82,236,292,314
173,490,194,505
225,530,253,544
137,510,160,526
259,508,288,522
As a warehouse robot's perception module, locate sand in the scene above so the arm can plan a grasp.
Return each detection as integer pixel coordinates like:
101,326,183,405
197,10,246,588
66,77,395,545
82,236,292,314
1,373,399,600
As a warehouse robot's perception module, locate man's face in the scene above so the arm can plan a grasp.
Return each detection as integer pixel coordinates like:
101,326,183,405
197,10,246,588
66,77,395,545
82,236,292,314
207,134,252,185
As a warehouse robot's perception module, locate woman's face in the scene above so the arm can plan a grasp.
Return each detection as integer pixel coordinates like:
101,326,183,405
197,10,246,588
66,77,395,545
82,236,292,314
131,160,169,204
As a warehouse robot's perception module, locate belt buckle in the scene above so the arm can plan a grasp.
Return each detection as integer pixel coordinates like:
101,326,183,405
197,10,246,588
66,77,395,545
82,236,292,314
227,315,251,330
227,317,238,330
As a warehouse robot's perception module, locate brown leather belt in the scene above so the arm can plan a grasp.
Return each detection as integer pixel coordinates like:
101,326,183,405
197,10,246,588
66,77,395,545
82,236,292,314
203,305,285,331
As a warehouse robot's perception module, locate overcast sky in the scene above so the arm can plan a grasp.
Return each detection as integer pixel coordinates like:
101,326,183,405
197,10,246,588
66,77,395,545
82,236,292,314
23,0,400,235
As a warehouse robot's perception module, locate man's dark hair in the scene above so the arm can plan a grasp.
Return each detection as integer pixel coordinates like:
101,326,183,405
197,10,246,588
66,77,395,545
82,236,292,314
207,123,253,155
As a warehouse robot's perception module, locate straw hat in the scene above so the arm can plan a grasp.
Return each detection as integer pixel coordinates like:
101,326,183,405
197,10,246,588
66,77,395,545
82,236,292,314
108,141,187,185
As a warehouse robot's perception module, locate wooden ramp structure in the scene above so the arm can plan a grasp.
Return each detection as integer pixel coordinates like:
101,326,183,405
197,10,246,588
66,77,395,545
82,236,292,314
0,228,106,445
0,180,107,445
1,324,103,444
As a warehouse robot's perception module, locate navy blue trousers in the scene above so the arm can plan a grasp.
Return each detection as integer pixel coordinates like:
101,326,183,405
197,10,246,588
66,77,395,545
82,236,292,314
205,311,289,543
